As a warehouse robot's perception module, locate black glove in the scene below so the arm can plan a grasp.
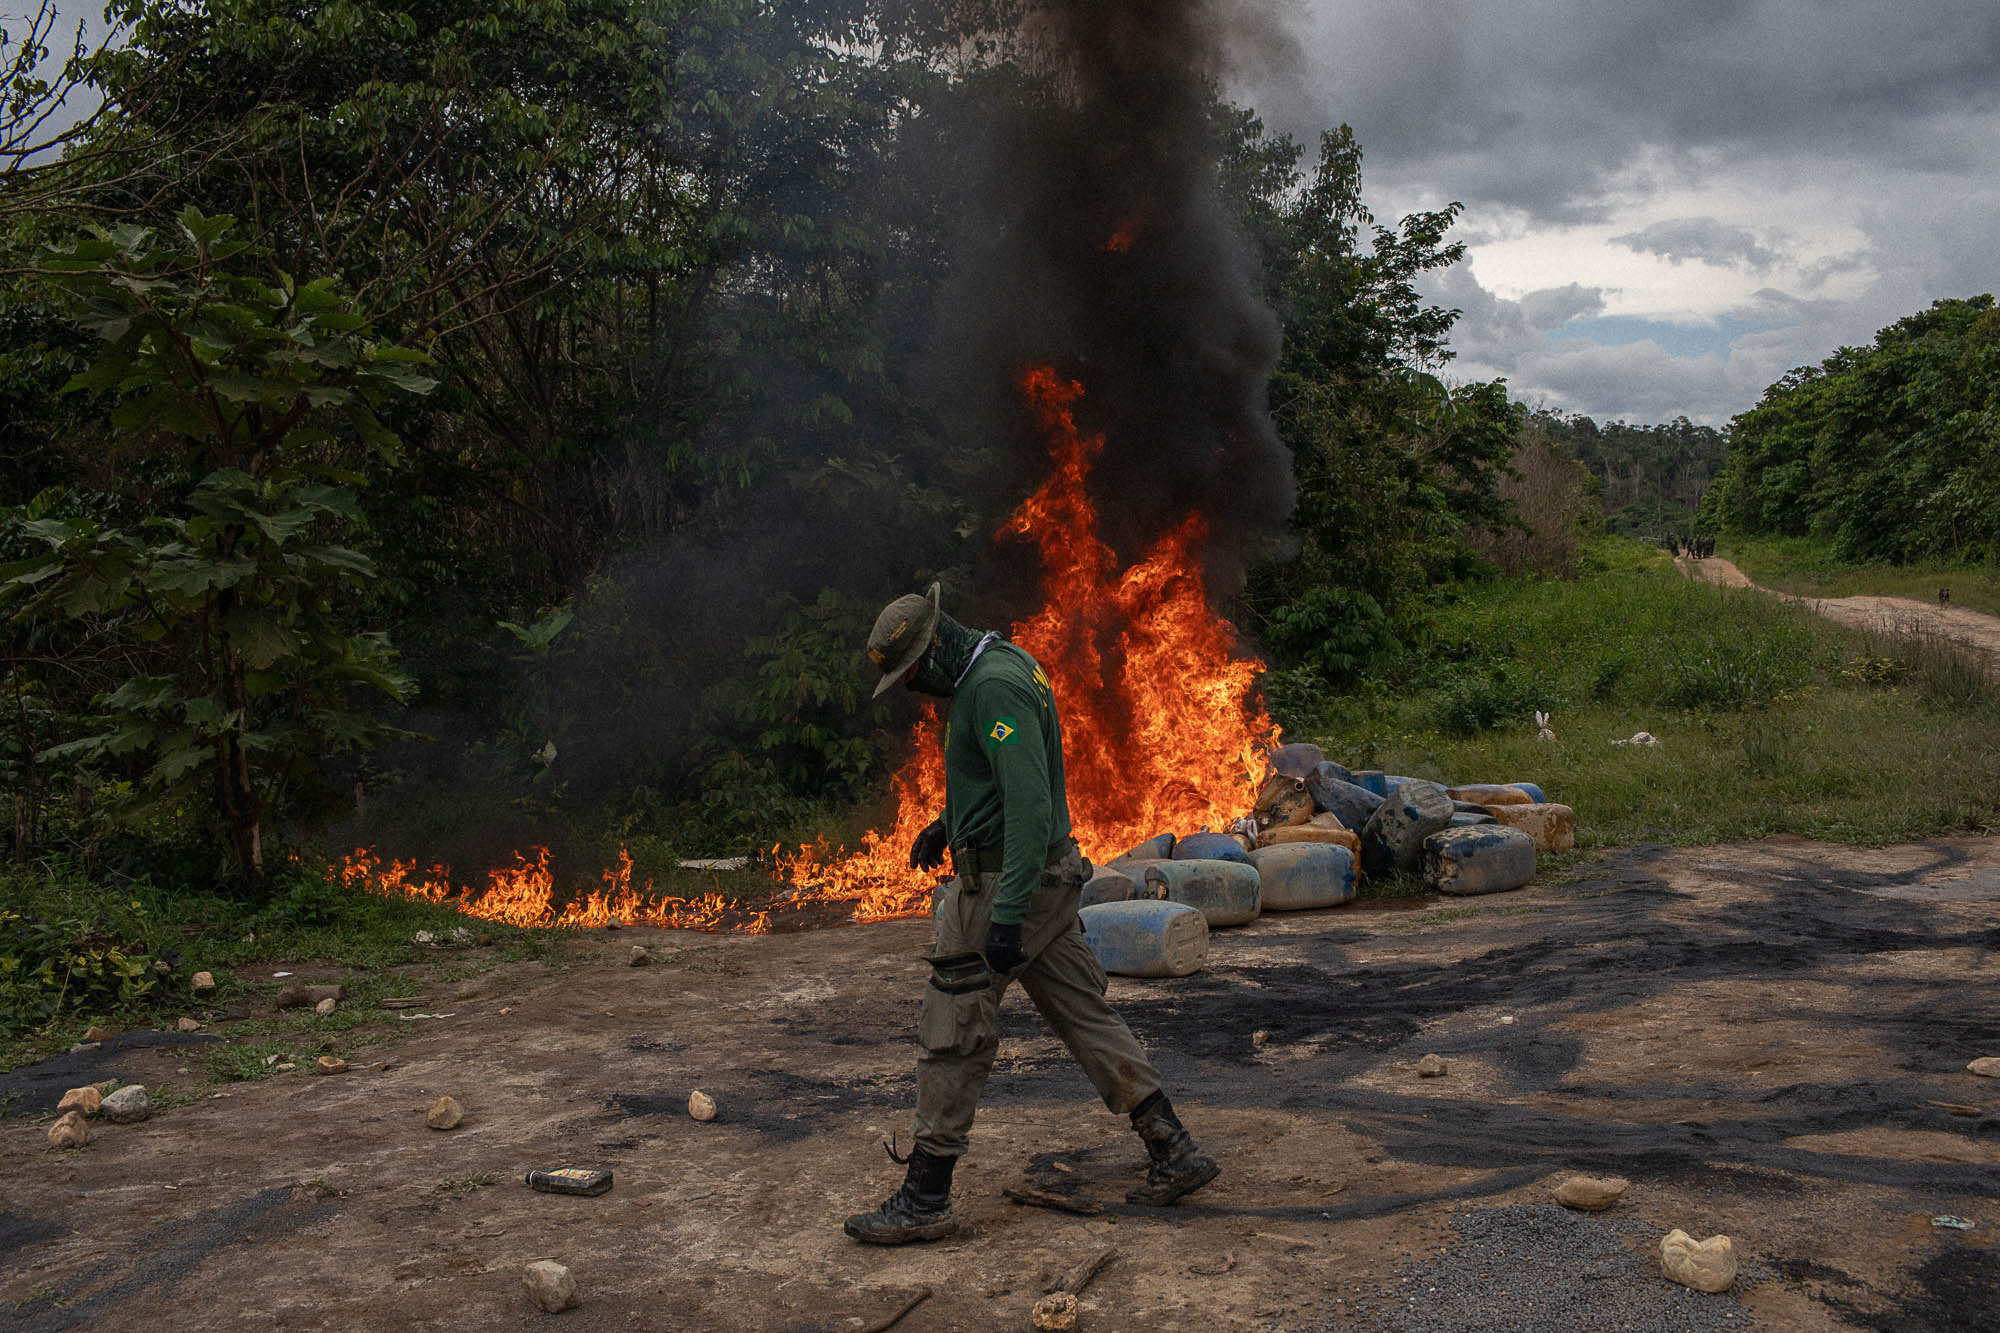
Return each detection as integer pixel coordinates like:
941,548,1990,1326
909,817,948,871
983,919,1026,973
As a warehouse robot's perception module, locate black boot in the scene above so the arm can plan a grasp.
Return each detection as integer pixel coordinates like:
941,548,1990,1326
843,1146,959,1244
1127,1091,1220,1206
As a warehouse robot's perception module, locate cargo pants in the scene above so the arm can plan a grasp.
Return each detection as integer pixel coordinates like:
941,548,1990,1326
910,845,1163,1158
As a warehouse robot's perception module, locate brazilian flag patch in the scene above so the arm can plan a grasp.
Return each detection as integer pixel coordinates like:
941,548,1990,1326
987,716,1018,746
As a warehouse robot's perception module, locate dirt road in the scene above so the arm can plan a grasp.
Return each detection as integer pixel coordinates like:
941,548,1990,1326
1683,556,2000,671
5,838,1998,1331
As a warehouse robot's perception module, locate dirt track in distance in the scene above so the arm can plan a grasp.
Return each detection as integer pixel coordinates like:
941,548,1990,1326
4,838,1999,1331
1684,556,2000,674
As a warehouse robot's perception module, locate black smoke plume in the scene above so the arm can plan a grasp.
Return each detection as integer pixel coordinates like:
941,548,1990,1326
351,0,1294,868
932,0,1294,621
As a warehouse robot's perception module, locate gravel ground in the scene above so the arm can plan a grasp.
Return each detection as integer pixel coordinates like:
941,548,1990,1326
1320,1204,1758,1333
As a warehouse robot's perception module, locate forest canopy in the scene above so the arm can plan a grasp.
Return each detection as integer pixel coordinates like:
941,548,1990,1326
1702,295,2000,563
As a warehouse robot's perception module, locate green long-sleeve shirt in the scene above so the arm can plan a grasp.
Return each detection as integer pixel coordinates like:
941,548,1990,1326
943,640,1072,925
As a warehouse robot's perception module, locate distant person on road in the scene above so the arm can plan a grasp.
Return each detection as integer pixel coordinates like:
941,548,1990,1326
842,582,1220,1245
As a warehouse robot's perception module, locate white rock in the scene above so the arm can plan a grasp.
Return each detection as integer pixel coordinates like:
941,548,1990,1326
1660,1229,1737,1292
101,1085,150,1124
315,997,337,1015
523,1260,577,1313
1968,1056,2000,1078
688,1090,717,1122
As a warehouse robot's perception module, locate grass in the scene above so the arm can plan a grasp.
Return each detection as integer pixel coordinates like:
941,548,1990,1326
1287,538,2000,855
0,856,579,1072
436,1170,499,1194
1728,535,2000,618
205,1039,305,1082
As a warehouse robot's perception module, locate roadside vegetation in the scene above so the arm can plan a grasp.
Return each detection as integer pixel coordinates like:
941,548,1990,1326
1727,535,2000,619
0,856,567,1075
1275,537,2000,859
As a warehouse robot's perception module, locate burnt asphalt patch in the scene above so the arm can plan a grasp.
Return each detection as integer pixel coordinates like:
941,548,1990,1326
1327,1203,1763,1333
2,1186,322,1332
1066,843,2000,1202
0,1030,221,1118
605,1065,913,1143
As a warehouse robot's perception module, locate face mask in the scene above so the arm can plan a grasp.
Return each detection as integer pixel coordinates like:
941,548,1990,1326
904,615,987,697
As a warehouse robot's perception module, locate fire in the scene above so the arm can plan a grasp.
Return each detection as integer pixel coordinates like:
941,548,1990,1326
333,845,772,933
780,365,1277,916
1099,206,1148,253
338,365,1277,934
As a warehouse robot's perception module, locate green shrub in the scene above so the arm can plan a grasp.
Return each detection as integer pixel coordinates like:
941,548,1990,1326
0,904,157,1035
1433,663,1553,736
1661,640,1808,712
1902,631,1995,712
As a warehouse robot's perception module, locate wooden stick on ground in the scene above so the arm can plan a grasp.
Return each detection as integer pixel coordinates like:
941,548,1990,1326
1003,1186,1102,1217
1044,1246,1118,1297
853,1286,931,1333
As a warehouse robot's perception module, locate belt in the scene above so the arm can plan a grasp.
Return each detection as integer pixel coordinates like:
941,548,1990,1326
955,839,1074,877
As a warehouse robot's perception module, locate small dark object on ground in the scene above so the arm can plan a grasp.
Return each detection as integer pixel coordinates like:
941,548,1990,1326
526,1168,613,1197
1004,1186,1101,1216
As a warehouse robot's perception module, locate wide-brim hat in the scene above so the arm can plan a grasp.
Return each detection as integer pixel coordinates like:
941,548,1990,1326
867,582,942,698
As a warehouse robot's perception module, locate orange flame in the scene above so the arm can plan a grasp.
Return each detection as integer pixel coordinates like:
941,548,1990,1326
780,365,1277,916
1099,206,1148,253
338,365,1278,934
333,845,773,933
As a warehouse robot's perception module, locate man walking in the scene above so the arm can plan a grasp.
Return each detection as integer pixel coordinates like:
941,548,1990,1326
844,583,1219,1245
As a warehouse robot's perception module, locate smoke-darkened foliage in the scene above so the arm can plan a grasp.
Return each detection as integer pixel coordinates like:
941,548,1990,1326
0,0,1524,882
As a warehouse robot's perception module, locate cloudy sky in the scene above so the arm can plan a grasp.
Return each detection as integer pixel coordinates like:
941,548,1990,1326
1225,0,2000,425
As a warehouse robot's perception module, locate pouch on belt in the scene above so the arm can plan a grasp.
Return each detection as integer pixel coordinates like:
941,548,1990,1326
926,951,992,995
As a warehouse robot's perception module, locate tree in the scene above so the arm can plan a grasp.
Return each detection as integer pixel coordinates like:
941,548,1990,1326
1,210,429,884
1229,125,1520,678
1704,295,2000,562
